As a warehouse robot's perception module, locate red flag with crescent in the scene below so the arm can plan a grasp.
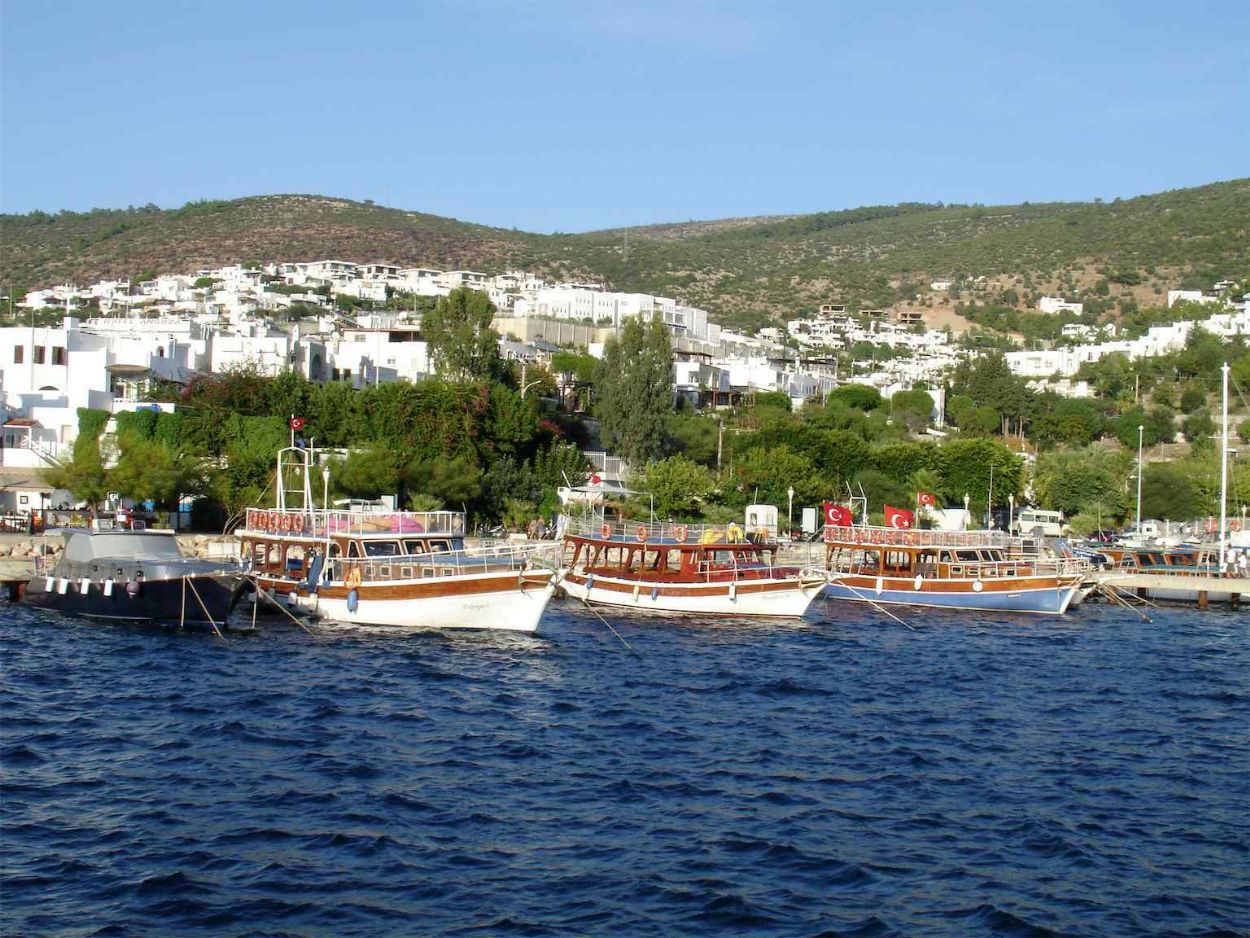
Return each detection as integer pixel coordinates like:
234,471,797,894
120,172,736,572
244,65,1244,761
289,416,306,431
885,505,914,529
823,502,853,526
917,491,937,508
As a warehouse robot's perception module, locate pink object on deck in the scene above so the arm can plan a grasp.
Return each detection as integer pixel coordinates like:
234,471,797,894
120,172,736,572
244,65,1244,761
391,515,425,533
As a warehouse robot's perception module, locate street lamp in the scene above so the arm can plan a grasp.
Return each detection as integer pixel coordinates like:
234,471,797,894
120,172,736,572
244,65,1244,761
787,486,795,538
963,493,970,531
1135,424,1144,537
1008,493,1015,535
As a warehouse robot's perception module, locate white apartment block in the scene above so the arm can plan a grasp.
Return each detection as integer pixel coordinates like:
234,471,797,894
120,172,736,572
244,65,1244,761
1037,296,1084,315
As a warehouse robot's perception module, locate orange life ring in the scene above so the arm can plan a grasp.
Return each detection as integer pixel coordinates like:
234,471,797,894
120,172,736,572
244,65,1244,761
344,566,363,590
599,522,612,539
675,525,689,543
635,524,648,542
1231,520,1243,533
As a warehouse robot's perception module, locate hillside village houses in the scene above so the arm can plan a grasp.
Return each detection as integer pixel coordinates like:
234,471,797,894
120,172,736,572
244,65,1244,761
2,257,1247,513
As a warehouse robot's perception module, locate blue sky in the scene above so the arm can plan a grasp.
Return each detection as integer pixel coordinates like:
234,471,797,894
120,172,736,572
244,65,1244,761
2,0,1246,231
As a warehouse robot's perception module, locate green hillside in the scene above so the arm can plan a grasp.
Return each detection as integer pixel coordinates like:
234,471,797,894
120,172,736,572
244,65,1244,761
2,180,1246,330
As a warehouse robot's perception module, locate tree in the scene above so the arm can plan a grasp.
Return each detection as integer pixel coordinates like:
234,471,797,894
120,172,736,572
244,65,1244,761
889,388,934,431
108,439,204,505
596,317,673,465
40,408,111,506
422,287,501,382
630,455,714,519
1032,448,1129,518
1141,462,1204,521
333,446,400,499
827,383,883,411
1183,410,1215,450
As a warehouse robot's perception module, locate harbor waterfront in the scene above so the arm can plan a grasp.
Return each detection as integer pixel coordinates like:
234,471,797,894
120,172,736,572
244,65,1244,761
3,600,1246,935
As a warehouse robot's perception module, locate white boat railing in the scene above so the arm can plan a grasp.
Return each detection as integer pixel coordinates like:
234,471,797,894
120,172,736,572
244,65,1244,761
825,554,1088,580
320,541,561,585
564,515,780,545
242,507,465,537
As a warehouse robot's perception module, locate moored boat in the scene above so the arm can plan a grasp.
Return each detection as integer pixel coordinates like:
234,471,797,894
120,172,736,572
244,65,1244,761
23,528,245,627
822,524,1085,615
559,513,827,618
237,446,561,632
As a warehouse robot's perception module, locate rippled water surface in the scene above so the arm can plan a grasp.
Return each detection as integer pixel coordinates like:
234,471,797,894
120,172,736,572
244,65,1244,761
3,597,1248,936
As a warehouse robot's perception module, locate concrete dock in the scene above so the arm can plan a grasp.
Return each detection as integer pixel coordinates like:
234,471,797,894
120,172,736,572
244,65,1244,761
1097,571,1249,608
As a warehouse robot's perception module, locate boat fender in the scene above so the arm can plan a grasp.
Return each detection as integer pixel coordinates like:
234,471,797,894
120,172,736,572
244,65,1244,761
344,566,363,591
650,585,660,601
729,582,737,601
973,580,984,593
102,578,113,596
57,578,70,595
125,579,140,598
874,577,883,595
346,588,359,613
80,577,91,594
913,574,923,591
633,583,641,601
585,573,594,592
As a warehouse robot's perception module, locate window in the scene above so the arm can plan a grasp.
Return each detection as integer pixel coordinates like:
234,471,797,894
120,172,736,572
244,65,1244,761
33,346,45,364
52,347,66,365
13,345,23,364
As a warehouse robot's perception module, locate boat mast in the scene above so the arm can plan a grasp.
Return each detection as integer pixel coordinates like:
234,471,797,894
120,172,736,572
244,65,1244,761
1135,423,1144,538
1219,361,1230,570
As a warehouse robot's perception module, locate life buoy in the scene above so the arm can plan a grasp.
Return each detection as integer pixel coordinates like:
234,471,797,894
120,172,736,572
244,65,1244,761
1231,520,1243,533
599,522,612,539
344,566,363,590
757,526,770,542
675,525,689,543
726,523,743,543
635,524,649,542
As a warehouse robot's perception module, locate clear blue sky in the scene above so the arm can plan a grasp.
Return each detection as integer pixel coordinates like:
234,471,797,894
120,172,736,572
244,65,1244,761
2,0,1246,232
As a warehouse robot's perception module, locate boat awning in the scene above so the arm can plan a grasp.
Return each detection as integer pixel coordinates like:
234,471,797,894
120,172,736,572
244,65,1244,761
3,418,38,428
105,364,151,375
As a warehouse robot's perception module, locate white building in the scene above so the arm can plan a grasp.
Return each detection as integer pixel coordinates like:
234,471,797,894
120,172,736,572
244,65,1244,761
1037,296,1083,315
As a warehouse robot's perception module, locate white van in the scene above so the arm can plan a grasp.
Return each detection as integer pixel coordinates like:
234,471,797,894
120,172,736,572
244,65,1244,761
1012,508,1066,537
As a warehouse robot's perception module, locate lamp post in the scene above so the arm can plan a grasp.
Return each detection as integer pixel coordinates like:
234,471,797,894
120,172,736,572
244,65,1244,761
1135,424,1144,537
787,486,795,538
1008,493,1015,536
963,493,970,531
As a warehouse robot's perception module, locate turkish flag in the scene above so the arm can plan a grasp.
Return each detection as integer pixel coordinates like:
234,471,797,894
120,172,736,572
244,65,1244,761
885,505,914,529
290,416,306,431
823,502,853,526
917,491,937,508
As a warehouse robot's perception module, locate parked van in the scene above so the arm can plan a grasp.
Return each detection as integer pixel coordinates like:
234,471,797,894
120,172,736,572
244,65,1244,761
1012,508,1066,537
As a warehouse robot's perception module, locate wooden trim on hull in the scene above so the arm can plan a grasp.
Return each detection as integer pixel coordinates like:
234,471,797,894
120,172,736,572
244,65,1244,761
256,570,552,601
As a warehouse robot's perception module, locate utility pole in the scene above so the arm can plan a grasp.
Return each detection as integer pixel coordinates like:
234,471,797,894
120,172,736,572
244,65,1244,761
1135,424,1145,536
716,417,724,471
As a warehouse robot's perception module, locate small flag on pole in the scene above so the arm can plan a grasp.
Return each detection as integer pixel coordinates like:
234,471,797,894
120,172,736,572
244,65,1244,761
917,491,937,507
823,502,854,526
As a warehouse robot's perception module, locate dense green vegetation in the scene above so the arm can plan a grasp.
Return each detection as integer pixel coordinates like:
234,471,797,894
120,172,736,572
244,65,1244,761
4,181,1246,329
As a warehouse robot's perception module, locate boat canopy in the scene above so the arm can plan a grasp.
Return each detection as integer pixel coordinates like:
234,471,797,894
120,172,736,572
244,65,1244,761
60,530,185,563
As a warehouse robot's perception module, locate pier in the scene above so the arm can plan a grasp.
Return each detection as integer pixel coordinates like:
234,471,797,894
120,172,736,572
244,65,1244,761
1097,571,1248,609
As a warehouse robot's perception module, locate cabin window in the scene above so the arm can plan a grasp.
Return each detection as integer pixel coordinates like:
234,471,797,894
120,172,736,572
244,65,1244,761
426,539,451,553
403,539,424,554
348,541,362,558
364,541,400,558
885,551,914,573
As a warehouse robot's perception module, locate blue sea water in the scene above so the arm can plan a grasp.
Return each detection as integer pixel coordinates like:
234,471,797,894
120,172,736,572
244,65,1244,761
2,597,1247,936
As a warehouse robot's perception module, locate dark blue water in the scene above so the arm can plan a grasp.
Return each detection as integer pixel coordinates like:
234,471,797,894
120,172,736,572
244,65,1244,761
3,598,1247,936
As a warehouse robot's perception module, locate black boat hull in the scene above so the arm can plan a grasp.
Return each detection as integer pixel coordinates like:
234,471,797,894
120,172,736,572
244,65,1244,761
24,574,245,626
